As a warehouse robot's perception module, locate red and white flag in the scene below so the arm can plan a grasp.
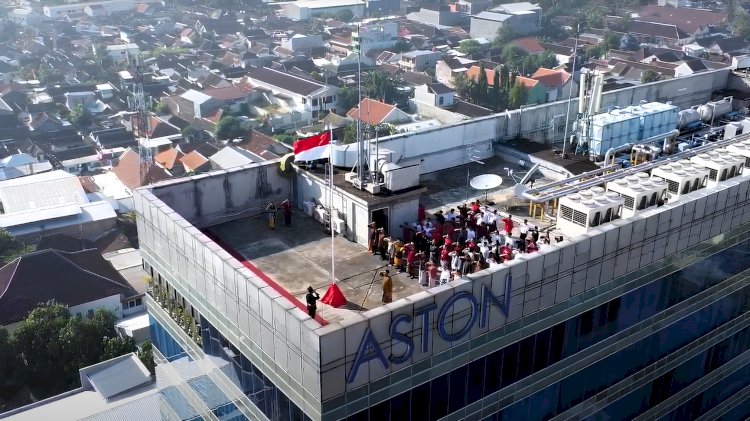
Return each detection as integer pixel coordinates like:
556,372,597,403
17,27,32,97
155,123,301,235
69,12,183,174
293,132,331,162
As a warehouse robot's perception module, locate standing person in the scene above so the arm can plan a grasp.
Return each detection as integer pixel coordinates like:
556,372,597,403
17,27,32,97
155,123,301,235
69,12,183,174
377,229,387,261
281,200,293,228
519,219,529,252
381,270,393,304
265,202,277,230
305,286,320,318
369,222,379,255
502,215,514,236
428,261,439,287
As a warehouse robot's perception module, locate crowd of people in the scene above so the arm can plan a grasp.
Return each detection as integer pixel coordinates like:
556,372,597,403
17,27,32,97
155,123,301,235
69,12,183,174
370,202,555,291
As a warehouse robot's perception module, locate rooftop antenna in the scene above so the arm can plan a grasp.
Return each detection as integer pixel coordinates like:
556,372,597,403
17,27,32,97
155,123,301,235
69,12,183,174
561,24,580,157
131,54,152,183
356,26,365,190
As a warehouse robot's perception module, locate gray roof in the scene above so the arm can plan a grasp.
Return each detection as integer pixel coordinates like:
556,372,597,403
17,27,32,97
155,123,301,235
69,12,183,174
209,146,260,170
248,67,325,96
87,354,152,401
474,11,511,22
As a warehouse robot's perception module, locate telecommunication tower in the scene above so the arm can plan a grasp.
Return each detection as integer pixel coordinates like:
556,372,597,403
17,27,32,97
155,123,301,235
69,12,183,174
130,54,152,183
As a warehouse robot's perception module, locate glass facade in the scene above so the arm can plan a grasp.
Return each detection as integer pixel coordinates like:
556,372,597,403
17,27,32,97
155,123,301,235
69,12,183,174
348,241,750,421
200,316,313,421
150,316,187,361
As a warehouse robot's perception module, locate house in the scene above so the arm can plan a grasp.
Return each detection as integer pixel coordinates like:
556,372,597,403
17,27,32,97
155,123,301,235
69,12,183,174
436,56,478,87
42,0,135,19
112,148,171,190
352,22,400,56
177,90,223,120
511,37,545,55
209,146,261,170
635,5,726,42
281,34,324,52
105,44,140,65
238,130,289,160
530,67,575,102
179,150,211,173
64,92,108,114
674,58,709,77
399,50,441,72
347,98,412,125
282,0,365,21
0,247,139,330
154,147,185,175
90,127,136,150
0,153,53,181
245,66,340,121
203,85,252,113
465,64,501,86
470,2,542,40
406,6,469,27
414,82,455,107
539,41,577,66
454,0,493,15
0,170,117,242
515,76,546,104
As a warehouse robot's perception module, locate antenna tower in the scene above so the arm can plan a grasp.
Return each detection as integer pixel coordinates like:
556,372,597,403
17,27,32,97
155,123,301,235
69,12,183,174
131,54,152,183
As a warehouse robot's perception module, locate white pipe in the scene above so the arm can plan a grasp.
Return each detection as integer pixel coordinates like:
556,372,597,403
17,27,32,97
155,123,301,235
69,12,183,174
577,72,587,114
521,130,745,203
602,130,679,166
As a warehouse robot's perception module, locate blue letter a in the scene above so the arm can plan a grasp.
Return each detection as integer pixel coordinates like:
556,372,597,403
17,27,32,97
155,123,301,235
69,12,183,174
347,328,388,384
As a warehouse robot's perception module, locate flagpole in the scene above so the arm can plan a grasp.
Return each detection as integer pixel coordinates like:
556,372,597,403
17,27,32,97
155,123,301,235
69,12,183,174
329,124,335,285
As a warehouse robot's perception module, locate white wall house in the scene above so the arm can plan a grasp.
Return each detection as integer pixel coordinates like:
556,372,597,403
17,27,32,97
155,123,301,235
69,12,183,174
105,44,140,64
352,21,399,56
43,0,134,18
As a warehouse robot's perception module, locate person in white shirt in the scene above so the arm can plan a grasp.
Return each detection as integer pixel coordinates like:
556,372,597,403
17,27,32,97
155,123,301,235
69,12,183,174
479,241,490,260
466,227,476,242
446,209,457,222
519,219,530,251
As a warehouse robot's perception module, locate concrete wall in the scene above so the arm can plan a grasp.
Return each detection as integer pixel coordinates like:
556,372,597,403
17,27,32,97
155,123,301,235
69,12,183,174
320,154,750,406
411,100,467,124
470,17,503,40
379,68,730,175
149,161,290,228
70,295,123,320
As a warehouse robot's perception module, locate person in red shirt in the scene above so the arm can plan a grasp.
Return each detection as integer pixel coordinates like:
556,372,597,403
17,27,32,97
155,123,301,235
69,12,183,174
444,235,452,250
525,238,538,253
502,215,514,236
500,244,512,261
471,201,480,213
407,246,417,279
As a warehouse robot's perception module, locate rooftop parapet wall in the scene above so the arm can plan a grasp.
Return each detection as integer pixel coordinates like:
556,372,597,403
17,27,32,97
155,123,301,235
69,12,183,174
149,160,290,228
318,150,750,408
375,69,729,175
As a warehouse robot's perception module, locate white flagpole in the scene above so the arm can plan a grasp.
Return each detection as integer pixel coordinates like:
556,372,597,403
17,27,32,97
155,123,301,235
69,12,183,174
329,125,336,285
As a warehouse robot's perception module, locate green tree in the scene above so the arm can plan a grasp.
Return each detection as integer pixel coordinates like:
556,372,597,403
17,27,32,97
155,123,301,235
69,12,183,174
501,44,528,70
494,25,517,47
137,340,156,375
454,73,474,100
12,303,135,398
214,116,244,140
0,329,25,402
342,123,358,144
181,126,198,141
509,81,527,109
334,9,354,22
640,70,660,84
392,40,412,53
364,70,396,102
0,229,32,266
155,101,170,115
458,39,483,55
735,11,750,40
477,62,488,104
338,86,360,110
69,104,92,128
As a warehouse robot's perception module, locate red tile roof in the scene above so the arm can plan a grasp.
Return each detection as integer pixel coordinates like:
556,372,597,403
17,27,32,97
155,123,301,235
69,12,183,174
515,76,540,89
530,68,571,87
241,130,277,156
180,150,209,171
466,65,500,86
346,98,397,125
511,37,545,54
203,85,252,102
154,148,184,170
113,148,171,189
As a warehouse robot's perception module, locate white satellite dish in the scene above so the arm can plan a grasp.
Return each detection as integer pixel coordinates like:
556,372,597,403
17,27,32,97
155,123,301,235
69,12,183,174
470,174,503,201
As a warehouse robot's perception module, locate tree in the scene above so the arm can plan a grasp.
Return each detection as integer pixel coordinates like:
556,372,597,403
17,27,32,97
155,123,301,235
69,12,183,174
12,303,135,398
0,329,25,401
640,70,660,84
392,40,412,53
494,25,517,47
182,126,198,141
619,33,640,51
458,39,484,56
69,104,92,128
334,9,354,22
338,86,360,110
477,62,489,105
602,33,620,52
509,81,527,109
137,340,156,375
454,73,474,100
214,116,244,140
155,101,171,115
0,230,32,267
735,11,750,40
364,70,396,103
501,44,528,70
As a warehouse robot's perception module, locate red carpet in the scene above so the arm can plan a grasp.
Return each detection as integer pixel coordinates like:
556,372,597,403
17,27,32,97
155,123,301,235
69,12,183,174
321,283,347,308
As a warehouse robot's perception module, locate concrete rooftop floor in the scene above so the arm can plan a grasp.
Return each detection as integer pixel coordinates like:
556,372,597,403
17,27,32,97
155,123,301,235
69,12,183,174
204,156,559,323
205,213,426,324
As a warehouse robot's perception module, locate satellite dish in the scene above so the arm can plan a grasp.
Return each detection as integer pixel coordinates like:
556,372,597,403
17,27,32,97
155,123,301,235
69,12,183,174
470,174,503,190
470,174,503,202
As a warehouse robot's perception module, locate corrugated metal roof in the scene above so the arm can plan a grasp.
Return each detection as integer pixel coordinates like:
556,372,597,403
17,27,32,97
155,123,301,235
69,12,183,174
88,354,152,400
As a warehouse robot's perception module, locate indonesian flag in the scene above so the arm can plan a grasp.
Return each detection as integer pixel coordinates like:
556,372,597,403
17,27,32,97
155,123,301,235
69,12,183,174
293,132,331,162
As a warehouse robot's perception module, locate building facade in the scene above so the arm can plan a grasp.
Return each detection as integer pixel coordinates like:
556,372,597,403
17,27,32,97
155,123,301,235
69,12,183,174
136,131,750,421
352,22,399,56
